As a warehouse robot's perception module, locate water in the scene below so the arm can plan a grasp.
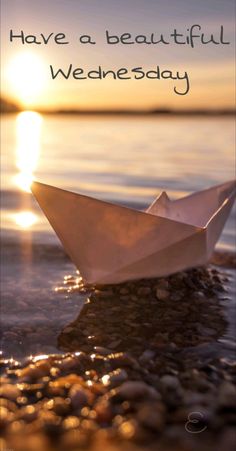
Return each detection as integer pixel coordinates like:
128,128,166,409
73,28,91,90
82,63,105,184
1,112,235,358
1,113,235,246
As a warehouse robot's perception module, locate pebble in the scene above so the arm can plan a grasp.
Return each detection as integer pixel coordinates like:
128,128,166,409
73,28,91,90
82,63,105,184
137,402,165,431
17,361,51,382
195,291,206,299
94,399,114,424
58,356,80,372
137,286,152,296
47,397,71,416
118,419,137,439
102,369,128,387
117,381,160,401
217,382,236,408
18,404,38,422
62,415,80,430
160,375,181,390
108,353,139,370
139,349,156,363
94,347,111,356
109,339,122,350
63,327,75,334
119,288,130,295
69,384,89,410
0,384,21,401
155,288,170,300
156,279,170,289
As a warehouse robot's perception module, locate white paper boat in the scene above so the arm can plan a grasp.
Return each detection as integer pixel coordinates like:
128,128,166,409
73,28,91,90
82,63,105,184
31,180,236,284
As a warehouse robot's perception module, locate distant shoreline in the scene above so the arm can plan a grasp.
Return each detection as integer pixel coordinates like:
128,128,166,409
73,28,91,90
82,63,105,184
1,96,235,116
1,108,235,116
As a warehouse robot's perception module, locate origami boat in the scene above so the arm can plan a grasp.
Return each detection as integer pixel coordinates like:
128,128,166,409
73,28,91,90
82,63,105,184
31,180,235,284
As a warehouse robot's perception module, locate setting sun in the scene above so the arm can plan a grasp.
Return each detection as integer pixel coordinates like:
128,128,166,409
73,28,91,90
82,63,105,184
7,52,47,106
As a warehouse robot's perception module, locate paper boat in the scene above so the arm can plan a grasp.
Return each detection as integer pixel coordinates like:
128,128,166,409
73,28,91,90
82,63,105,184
31,180,235,284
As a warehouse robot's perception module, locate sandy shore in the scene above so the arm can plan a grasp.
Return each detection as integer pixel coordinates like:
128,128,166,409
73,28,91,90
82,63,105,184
1,259,236,451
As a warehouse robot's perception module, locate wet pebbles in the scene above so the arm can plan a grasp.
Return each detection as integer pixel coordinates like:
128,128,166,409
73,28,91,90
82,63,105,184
58,266,227,355
1,264,236,451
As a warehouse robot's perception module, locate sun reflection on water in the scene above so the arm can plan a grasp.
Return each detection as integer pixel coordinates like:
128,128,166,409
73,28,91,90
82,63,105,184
14,111,42,193
13,211,38,229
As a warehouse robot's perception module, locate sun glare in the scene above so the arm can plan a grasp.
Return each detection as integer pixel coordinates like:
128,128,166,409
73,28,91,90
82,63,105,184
7,52,46,106
14,111,42,192
13,211,38,229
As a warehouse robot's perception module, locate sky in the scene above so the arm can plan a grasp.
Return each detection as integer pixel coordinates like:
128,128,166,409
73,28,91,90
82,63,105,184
1,0,235,110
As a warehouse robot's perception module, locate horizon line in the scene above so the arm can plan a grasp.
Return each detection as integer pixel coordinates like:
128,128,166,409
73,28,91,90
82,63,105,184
1,100,235,116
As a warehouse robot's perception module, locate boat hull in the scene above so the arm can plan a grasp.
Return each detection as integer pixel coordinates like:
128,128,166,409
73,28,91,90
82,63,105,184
31,180,236,284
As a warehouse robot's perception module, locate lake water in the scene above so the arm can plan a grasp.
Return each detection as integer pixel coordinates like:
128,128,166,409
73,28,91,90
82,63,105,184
1,112,235,358
1,112,235,247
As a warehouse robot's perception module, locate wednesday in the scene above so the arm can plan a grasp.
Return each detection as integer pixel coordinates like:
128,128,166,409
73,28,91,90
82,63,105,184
50,64,190,95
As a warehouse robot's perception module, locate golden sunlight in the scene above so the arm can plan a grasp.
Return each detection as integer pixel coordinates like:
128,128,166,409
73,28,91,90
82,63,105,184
14,111,42,192
13,211,38,229
7,51,47,106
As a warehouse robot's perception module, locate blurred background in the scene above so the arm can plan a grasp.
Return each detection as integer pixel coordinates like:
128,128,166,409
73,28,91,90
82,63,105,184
0,0,235,357
1,0,235,249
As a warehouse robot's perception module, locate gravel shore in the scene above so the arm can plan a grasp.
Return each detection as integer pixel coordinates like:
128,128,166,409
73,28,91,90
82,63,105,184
1,262,236,451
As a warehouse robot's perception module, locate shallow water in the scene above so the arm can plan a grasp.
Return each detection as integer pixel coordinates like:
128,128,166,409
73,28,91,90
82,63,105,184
1,113,235,359
1,240,82,358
